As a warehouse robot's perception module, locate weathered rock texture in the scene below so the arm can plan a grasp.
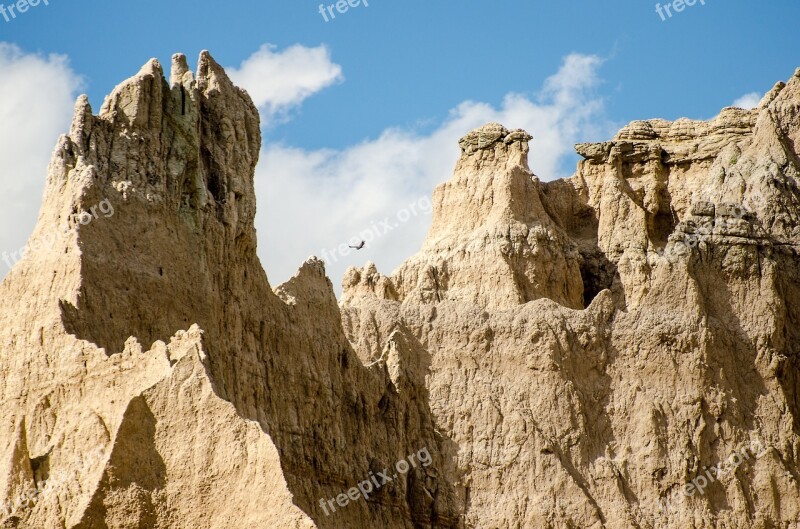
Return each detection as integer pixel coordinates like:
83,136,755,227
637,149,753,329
2,54,800,529
0,52,459,529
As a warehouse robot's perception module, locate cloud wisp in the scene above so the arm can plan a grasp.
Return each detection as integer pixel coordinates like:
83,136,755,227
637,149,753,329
732,91,762,110
0,43,612,299
0,43,83,278
254,53,614,292
227,43,343,122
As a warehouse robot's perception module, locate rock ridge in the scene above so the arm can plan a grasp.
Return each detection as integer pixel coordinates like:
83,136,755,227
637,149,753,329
2,54,800,529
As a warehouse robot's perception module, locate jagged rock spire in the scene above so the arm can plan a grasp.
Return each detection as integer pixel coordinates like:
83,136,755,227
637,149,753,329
346,122,585,310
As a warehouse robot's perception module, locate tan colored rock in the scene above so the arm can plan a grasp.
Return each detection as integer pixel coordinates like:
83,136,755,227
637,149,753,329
2,52,800,529
342,70,800,528
389,123,585,311
0,52,459,529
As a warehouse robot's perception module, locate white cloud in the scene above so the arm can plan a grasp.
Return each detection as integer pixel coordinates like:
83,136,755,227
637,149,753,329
255,53,614,293
0,46,610,298
732,91,761,109
227,44,343,121
0,43,83,274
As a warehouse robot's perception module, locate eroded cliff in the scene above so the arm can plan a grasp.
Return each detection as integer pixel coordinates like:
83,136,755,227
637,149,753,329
2,54,800,529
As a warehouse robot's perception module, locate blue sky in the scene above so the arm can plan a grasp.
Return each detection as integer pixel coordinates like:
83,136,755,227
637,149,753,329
1,0,799,290
5,1,798,148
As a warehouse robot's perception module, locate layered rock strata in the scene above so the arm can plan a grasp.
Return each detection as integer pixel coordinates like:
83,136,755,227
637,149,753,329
2,54,800,529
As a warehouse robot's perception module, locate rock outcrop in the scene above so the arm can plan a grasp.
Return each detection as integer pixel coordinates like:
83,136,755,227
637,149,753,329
384,123,585,311
0,52,459,529
343,72,800,528
2,53,800,529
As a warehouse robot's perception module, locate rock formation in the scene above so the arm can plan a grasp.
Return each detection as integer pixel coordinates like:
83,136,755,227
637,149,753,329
2,53,800,528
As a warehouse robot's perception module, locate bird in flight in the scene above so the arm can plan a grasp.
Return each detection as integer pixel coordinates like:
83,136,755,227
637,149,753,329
349,241,366,250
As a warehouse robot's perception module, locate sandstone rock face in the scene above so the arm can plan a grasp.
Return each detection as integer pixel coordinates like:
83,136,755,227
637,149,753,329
2,54,800,529
0,52,459,529
384,123,585,311
343,72,800,528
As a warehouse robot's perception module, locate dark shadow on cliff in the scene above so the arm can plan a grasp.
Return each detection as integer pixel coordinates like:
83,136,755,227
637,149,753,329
73,396,166,529
541,178,625,309
775,250,800,435
682,244,775,518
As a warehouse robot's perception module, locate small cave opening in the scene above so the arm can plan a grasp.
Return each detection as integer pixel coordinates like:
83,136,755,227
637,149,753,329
208,172,226,202
200,145,227,204
579,250,618,308
30,453,50,487
646,186,678,249
647,209,677,249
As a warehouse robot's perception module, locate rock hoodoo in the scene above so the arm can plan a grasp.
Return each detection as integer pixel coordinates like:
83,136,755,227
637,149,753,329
2,53,800,529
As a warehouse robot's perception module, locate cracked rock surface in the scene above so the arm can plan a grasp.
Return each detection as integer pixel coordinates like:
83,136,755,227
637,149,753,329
2,54,800,528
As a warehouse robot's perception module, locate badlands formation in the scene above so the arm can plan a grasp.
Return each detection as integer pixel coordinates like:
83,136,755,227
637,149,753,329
1,52,800,529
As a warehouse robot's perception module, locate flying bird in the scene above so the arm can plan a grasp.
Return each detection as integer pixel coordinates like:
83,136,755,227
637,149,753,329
349,241,366,250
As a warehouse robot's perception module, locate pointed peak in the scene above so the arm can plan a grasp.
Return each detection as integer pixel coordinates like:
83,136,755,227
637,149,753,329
341,262,398,305
197,50,232,90
758,81,786,110
74,93,92,114
69,94,94,147
274,258,339,310
137,58,164,79
299,257,328,278
71,94,93,125
170,53,192,87
98,57,168,124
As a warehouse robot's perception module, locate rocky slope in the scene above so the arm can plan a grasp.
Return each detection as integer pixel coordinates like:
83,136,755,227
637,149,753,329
2,54,800,528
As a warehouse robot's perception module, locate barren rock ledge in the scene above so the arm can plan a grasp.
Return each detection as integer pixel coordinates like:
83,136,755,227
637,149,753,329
2,53,800,529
